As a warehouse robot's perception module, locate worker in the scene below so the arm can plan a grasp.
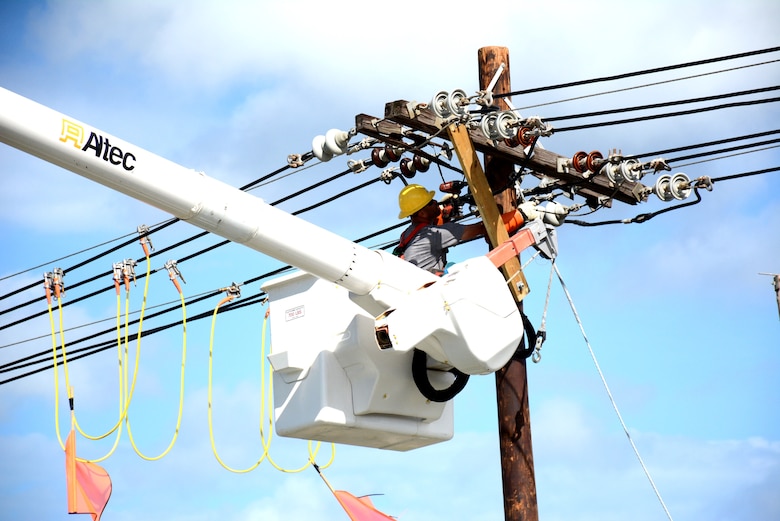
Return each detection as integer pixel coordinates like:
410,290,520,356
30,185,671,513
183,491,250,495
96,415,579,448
394,184,539,274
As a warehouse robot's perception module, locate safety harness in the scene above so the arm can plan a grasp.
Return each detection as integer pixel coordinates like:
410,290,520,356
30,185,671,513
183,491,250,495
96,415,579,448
392,222,429,259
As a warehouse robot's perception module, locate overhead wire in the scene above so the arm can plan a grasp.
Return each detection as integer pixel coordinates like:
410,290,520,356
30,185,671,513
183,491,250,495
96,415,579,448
630,129,780,160
497,45,780,97
6,154,774,379
0,164,375,330
0,218,177,303
4,46,778,386
567,166,779,227
515,58,780,111
0,227,139,283
553,96,780,133
545,85,780,123
0,160,298,311
0,214,413,383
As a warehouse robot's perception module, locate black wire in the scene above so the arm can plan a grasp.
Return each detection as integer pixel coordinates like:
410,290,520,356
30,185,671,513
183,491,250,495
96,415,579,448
554,96,780,133
0,289,223,372
0,292,268,386
630,129,780,160
0,219,178,303
0,173,399,364
545,86,780,122
711,166,779,182
292,176,384,216
0,215,412,381
567,167,779,227
497,46,780,97
0,166,356,326
665,138,780,164
271,169,351,206
0,161,297,309
239,163,292,191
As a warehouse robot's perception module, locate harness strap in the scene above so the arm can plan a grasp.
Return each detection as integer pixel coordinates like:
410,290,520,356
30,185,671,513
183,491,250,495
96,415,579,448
393,222,428,258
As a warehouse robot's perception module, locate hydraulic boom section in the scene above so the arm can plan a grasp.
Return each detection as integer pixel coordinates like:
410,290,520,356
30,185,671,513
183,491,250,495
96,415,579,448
0,87,547,450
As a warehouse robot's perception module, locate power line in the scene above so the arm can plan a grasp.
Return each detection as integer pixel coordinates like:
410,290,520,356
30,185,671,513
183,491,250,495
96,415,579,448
631,129,780,159
545,85,780,122
568,166,779,227
0,218,412,383
0,169,401,335
0,228,138,282
3,46,778,384
0,219,177,302
498,46,780,97
516,59,780,111
0,161,298,303
553,96,780,132
0,165,349,323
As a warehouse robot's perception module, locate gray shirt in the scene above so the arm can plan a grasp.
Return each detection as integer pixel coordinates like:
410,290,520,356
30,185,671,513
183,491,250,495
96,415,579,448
400,221,466,273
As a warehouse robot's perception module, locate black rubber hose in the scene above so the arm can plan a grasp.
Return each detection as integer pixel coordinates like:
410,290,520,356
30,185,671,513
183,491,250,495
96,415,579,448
411,348,470,402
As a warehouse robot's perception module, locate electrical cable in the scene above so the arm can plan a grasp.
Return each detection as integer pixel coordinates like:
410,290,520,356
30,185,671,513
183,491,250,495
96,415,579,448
515,59,780,112
567,166,778,227
124,262,187,461
0,218,176,303
552,260,674,521
630,129,780,160
0,289,215,350
553,96,780,132
1,213,413,381
1,160,297,309
0,227,138,283
664,138,780,165
5,57,778,383
497,46,780,97
0,169,385,330
0,290,267,386
545,85,780,122
2,216,411,377
0,287,225,372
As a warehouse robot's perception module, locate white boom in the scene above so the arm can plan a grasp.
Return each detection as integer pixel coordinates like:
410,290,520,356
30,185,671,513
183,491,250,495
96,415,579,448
0,86,530,449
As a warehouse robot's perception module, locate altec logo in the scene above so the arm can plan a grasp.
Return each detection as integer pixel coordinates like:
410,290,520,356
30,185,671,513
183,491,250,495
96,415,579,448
59,119,137,171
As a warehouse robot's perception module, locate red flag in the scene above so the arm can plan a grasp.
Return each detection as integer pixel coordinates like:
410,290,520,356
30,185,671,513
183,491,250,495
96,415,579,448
333,490,395,521
65,430,112,521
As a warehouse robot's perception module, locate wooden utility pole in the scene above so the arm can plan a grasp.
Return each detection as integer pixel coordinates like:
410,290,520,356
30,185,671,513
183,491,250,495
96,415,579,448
354,44,651,521
479,46,539,521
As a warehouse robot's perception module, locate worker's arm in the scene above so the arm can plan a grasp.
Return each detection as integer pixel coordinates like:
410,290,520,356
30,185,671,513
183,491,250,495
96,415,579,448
461,222,486,242
460,203,542,243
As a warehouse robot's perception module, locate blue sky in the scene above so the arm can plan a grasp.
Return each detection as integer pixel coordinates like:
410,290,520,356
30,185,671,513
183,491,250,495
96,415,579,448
1,1,778,520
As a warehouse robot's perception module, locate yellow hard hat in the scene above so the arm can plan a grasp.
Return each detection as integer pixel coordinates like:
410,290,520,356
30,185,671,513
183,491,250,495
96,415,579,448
398,184,435,218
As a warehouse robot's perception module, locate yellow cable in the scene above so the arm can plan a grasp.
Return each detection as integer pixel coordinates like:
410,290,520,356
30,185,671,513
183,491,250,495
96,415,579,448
125,284,187,461
207,295,269,473
55,297,123,463
48,298,66,451
71,291,126,441
257,308,335,473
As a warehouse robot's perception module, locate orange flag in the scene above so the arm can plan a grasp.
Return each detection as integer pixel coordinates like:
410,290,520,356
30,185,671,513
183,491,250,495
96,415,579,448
332,490,396,521
65,430,112,521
